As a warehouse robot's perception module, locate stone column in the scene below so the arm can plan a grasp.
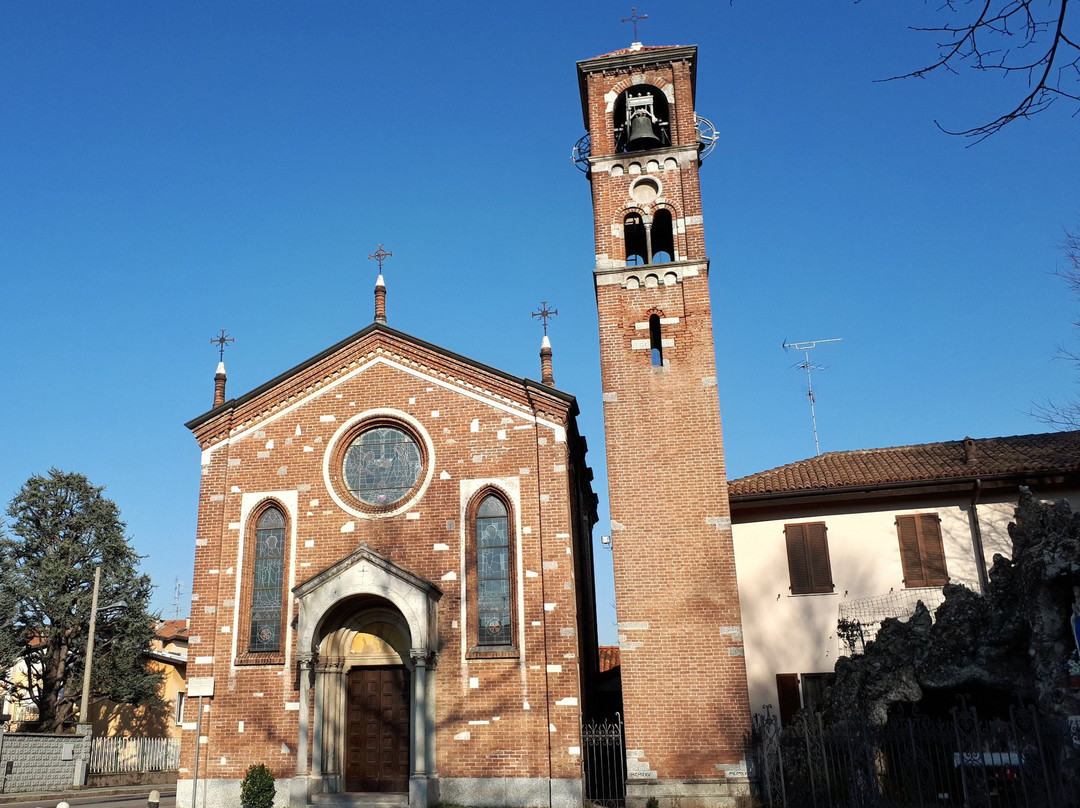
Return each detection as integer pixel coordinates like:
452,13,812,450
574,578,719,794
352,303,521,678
291,654,314,808
409,649,429,776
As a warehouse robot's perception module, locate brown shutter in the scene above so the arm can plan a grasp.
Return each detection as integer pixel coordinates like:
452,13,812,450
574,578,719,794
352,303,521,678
896,515,926,586
918,513,948,586
806,522,833,594
776,673,801,726
785,524,811,594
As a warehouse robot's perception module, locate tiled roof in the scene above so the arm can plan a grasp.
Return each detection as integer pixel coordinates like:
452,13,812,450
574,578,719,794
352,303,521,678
729,431,1080,499
598,645,620,672
155,619,189,641
592,44,684,59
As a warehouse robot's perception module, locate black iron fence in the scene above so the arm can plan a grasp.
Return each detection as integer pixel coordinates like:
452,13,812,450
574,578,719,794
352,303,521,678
583,713,626,808
748,701,1078,808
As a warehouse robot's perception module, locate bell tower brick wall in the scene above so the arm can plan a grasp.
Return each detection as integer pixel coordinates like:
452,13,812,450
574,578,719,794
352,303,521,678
577,45,751,804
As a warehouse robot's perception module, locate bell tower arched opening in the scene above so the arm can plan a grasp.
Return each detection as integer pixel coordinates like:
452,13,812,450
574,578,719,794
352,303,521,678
613,85,670,153
651,209,674,263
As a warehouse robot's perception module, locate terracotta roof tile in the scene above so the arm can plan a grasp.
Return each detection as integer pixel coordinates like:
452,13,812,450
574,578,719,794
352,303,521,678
598,645,620,672
155,619,189,641
591,44,687,59
729,431,1080,498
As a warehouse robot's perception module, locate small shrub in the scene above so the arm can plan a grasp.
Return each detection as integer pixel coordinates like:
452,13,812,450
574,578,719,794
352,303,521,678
240,763,275,808
646,798,660,808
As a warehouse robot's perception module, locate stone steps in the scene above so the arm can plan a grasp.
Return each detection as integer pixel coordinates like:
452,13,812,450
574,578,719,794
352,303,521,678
310,792,408,808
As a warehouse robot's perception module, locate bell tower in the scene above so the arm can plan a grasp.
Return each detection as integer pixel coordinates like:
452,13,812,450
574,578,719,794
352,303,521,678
576,44,751,805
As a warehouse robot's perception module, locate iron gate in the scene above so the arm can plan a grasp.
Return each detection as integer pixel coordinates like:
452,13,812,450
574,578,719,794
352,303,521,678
749,701,1075,808
583,713,626,808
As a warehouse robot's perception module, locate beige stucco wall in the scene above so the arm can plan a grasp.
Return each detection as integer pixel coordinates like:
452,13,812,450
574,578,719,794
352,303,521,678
732,487,1080,715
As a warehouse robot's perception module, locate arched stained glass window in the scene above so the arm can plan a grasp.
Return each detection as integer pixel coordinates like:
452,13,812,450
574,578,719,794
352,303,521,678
475,495,511,646
250,506,286,653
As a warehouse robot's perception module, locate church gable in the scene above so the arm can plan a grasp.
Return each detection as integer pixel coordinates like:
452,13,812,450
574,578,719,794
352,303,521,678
187,323,576,453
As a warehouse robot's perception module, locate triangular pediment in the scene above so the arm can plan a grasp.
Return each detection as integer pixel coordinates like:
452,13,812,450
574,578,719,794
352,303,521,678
187,323,575,449
293,542,441,603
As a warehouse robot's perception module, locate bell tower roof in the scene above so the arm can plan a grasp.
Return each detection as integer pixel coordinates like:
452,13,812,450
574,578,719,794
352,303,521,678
576,44,697,130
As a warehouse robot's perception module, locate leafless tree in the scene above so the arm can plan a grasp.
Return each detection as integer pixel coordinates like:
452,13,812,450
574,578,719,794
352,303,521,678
868,0,1080,141
1032,226,1080,429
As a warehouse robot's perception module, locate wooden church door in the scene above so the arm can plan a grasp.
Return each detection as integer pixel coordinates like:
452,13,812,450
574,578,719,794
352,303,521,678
345,666,410,792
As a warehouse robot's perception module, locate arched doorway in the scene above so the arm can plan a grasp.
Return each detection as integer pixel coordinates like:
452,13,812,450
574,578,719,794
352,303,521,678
293,544,441,807
318,610,412,794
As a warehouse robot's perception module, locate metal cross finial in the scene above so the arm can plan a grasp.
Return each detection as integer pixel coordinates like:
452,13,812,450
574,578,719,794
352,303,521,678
210,329,235,362
368,243,393,271
532,301,558,335
621,7,648,41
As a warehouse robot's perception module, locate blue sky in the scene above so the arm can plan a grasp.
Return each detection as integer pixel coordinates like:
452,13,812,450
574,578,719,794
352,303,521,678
2,2,1077,644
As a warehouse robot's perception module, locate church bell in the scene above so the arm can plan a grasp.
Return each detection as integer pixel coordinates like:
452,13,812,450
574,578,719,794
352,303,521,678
626,112,661,151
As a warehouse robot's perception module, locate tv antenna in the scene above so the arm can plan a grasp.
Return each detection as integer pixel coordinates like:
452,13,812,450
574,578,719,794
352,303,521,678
172,577,186,619
782,337,842,456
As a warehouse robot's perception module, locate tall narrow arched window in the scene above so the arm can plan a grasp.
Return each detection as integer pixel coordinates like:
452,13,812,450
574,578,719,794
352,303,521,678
651,209,674,263
625,213,648,266
250,506,286,653
650,314,663,366
475,495,512,647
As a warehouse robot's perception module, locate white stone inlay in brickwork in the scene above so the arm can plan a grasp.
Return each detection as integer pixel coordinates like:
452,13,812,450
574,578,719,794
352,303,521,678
341,521,355,533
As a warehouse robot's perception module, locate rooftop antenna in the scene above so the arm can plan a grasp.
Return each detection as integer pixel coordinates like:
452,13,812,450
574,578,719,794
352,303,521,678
782,337,842,456
172,577,185,619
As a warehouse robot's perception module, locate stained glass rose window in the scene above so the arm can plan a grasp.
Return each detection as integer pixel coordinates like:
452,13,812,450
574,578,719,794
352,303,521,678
342,426,422,507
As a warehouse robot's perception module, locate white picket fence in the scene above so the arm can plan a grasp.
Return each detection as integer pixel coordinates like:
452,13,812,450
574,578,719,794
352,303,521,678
89,736,181,774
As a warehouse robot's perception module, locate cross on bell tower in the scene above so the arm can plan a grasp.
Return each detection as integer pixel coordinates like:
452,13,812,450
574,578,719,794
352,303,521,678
576,43,750,804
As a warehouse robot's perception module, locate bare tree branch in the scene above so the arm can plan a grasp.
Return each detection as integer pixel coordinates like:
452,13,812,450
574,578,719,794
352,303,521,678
863,0,1080,140
1030,225,1080,429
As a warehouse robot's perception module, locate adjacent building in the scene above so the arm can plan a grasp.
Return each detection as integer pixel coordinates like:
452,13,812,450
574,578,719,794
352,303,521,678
729,431,1080,721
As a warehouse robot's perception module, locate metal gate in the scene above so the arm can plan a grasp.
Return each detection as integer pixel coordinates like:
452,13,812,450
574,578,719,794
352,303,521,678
582,713,626,808
749,701,1074,808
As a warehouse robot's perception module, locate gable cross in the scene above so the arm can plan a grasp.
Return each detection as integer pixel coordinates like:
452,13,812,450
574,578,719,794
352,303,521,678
210,329,235,362
532,301,558,336
621,7,648,41
368,243,393,272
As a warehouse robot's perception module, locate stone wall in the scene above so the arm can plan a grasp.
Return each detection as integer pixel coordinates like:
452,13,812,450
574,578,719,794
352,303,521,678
0,724,91,793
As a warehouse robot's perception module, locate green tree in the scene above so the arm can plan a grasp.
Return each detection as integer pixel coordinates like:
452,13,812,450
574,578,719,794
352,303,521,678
0,469,161,732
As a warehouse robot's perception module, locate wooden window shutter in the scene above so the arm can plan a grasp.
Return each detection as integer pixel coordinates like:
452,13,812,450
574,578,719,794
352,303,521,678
785,524,812,594
776,673,801,726
785,522,832,595
918,513,948,586
806,522,833,594
896,515,926,587
896,513,948,587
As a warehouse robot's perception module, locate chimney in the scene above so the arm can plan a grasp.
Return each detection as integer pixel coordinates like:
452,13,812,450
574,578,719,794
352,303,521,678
963,436,977,464
213,362,227,408
374,273,387,323
540,335,554,386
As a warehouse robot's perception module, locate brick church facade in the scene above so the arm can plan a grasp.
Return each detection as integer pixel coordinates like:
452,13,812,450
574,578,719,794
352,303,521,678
180,40,752,808
180,317,600,808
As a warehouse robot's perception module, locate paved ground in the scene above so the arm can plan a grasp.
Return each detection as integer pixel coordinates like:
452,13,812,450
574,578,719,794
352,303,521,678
0,784,175,808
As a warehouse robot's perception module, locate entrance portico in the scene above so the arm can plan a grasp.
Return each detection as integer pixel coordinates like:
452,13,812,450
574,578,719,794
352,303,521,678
292,544,442,808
